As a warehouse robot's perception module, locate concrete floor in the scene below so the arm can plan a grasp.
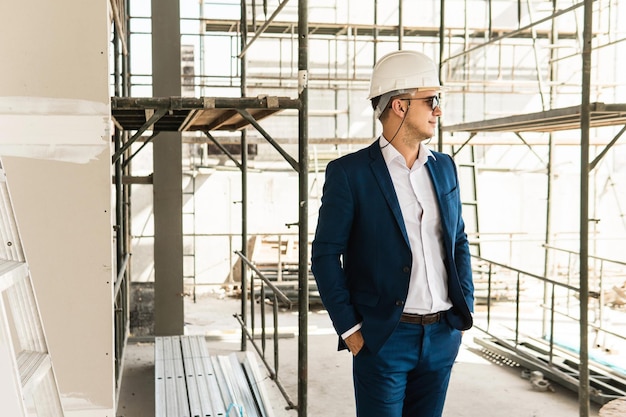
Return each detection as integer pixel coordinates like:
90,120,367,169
116,292,602,417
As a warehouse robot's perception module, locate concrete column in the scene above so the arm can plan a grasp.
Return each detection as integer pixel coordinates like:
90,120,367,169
151,0,184,335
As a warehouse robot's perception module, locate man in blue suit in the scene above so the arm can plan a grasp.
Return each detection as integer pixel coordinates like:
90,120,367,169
311,50,474,417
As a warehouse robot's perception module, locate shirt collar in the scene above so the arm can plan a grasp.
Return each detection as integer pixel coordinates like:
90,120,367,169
378,136,436,168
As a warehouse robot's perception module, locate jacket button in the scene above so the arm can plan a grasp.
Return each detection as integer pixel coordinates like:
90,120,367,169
403,266,410,273
395,300,404,306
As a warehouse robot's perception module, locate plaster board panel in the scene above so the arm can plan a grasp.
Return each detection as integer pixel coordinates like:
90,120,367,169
0,0,115,415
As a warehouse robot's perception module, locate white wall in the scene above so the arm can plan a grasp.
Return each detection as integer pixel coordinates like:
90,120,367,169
0,1,115,416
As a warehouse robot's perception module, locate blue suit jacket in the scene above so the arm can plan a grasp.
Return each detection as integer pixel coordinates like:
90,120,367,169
311,140,474,354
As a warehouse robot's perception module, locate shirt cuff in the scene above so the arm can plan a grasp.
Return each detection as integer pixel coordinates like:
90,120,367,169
341,322,362,340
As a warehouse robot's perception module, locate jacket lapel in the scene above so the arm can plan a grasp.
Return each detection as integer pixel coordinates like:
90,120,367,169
368,141,410,246
426,157,452,243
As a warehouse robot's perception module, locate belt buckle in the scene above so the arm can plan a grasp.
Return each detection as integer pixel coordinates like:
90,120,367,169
422,312,440,325
400,312,441,325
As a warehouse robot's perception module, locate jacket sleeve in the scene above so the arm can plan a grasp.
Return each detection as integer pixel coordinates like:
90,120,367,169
310,160,361,336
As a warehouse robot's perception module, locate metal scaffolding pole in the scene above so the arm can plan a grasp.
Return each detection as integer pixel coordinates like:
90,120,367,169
398,0,403,49
442,1,587,64
297,3,309,416
437,0,445,152
240,0,249,353
579,0,593,416
238,0,291,58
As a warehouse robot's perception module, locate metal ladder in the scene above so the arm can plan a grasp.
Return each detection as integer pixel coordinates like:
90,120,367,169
0,165,64,416
452,144,481,257
182,169,197,303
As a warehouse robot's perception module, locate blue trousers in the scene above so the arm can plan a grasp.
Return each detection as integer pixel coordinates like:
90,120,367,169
352,320,462,417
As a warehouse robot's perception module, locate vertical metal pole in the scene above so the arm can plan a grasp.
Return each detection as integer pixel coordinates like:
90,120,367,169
123,0,132,348
114,141,123,264
549,284,556,363
515,272,520,345
373,0,378,58
273,295,279,374
488,0,493,38
199,0,205,97
462,0,469,123
124,0,131,97
113,49,123,387
121,1,132,369
241,142,249,352
543,0,558,339
113,24,120,98
298,1,309,416
122,0,131,271
579,1,593,416
398,0,403,49
113,24,124,271
240,0,249,352
438,0,445,153
372,0,379,138
486,263,492,332
542,137,554,339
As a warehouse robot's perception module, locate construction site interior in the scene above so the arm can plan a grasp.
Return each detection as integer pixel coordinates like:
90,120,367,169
1,1,626,417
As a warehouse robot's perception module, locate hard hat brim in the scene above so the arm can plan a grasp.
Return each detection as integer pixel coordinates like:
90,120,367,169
368,85,447,101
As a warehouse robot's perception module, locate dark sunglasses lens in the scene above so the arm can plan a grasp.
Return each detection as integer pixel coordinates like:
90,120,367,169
431,96,439,110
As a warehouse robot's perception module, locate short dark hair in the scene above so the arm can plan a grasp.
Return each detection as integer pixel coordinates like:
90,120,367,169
371,96,380,110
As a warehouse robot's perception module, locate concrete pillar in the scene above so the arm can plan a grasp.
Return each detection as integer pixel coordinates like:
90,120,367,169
151,0,184,335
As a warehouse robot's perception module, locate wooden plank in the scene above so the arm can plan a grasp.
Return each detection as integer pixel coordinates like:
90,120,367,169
442,102,626,134
600,397,626,417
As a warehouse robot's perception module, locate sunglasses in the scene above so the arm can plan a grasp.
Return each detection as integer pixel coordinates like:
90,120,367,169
399,95,441,111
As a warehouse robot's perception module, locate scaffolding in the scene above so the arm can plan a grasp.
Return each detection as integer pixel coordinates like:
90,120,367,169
109,1,626,416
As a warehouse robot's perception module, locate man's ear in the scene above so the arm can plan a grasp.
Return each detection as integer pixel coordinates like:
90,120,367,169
390,98,405,116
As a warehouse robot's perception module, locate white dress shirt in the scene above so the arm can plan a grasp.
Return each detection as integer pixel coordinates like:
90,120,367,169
380,136,453,314
340,136,453,340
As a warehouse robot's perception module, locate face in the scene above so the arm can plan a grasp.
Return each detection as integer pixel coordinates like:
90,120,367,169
395,90,442,144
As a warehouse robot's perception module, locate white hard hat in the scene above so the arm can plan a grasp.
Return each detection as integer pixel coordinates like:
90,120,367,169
368,50,441,99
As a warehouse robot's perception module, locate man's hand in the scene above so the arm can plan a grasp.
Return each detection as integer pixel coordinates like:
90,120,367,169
344,330,365,356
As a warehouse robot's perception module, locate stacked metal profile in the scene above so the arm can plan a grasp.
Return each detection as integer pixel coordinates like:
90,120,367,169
155,335,274,417
474,336,626,405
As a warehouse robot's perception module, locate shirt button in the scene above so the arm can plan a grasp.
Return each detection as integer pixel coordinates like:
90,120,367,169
395,300,404,306
403,266,410,273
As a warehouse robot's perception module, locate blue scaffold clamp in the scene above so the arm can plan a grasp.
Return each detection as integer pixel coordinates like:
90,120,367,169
226,402,245,417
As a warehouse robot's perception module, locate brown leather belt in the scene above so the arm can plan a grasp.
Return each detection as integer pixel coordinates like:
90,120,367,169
400,312,442,325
